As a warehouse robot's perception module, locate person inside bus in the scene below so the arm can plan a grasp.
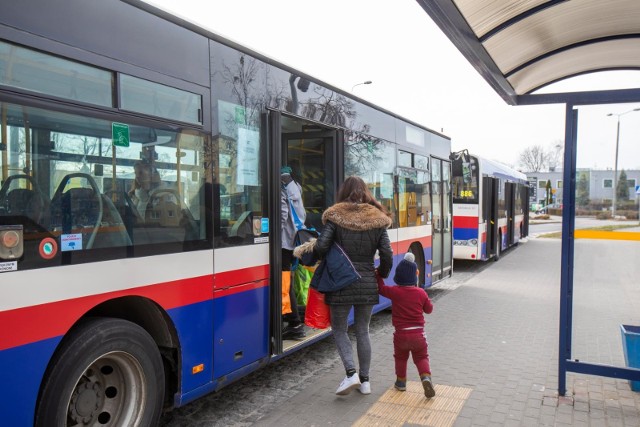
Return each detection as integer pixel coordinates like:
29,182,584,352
281,165,306,340
129,160,162,218
312,176,393,396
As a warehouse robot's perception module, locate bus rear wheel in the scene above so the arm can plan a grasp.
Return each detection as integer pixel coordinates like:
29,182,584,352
35,317,165,427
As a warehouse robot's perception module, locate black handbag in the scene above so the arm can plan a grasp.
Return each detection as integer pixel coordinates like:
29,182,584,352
294,228,319,266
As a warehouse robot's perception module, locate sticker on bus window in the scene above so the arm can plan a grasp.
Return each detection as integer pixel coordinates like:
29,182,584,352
261,218,269,234
61,234,83,251
254,236,269,244
39,237,58,259
0,261,17,273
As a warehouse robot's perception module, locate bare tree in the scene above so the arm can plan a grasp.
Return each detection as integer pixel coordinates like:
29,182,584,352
547,140,564,171
519,145,549,172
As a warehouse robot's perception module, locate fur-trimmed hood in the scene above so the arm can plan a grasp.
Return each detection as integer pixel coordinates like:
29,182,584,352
322,202,392,231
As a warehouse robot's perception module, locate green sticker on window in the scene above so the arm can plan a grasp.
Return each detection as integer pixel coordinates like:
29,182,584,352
112,122,130,147
234,106,246,124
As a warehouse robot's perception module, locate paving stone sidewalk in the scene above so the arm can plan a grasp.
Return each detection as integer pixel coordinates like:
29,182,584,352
255,238,640,427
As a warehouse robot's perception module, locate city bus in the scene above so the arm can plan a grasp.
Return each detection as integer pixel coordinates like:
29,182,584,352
451,151,529,261
0,0,452,424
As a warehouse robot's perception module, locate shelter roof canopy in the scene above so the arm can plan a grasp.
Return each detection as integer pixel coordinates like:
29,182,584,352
418,0,640,104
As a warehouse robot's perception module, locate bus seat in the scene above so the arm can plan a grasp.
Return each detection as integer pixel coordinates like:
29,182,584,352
0,174,50,225
50,173,104,249
4,189,47,222
229,210,252,237
98,193,133,247
50,188,101,233
104,190,143,244
145,189,181,227
139,188,198,244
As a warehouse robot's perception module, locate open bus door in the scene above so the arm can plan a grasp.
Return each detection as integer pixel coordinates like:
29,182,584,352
267,110,342,354
483,176,499,260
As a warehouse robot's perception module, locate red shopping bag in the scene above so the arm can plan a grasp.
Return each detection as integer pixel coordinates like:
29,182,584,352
305,287,330,329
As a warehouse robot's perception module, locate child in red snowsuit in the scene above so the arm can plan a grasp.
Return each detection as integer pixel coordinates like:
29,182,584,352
377,252,435,398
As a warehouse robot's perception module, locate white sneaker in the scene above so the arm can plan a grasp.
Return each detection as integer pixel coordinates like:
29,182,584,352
335,375,361,395
359,381,371,395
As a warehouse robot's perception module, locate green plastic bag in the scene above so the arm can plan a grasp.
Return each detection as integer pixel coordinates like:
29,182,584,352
293,264,313,306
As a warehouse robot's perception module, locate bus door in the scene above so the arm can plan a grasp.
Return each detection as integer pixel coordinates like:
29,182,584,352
483,176,499,259
268,111,342,354
521,184,530,237
282,129,338,232
430,158,452,282
396,167,430,286
506,182,515,245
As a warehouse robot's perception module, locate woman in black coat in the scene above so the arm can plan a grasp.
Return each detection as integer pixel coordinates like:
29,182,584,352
314,176,393,396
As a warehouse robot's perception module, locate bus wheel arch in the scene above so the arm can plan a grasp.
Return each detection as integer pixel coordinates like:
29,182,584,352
408,242,426,288
84,296,181,408
36,296,181,425
35,317,165,426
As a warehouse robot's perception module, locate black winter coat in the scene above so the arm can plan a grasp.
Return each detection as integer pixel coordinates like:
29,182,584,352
314,202,393,306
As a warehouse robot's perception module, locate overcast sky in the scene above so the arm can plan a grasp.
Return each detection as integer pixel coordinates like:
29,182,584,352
145,0,640,171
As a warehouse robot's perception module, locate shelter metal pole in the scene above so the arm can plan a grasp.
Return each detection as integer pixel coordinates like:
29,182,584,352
558,104,578,396
612,118,620,217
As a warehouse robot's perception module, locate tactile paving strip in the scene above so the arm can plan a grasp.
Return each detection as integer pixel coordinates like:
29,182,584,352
353,383,472,427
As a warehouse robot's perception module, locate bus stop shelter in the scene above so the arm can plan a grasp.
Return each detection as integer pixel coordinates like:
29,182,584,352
416,0,640,395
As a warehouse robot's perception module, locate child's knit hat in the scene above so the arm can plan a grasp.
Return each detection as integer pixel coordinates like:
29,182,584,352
393,252,418,286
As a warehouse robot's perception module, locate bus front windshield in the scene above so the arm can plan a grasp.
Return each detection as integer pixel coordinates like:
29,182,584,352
452,155,479,204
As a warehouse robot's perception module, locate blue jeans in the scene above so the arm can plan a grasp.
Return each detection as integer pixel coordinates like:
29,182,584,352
330,304,374,378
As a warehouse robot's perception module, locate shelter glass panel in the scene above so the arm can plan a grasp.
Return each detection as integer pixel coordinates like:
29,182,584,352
570,105,640,380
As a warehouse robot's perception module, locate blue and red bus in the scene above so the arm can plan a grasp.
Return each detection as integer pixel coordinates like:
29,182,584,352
0,0,452,424
451,151,529,261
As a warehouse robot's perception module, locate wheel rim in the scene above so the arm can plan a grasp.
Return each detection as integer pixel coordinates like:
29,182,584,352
66,351,147,426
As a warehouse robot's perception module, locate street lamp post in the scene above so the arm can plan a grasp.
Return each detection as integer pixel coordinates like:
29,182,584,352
351,80,372,91
607,108,640,218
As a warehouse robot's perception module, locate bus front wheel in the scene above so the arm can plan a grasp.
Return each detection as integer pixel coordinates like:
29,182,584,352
35,317,165,427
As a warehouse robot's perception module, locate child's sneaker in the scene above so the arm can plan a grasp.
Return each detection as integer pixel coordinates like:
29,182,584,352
394,379,406,391
336,374,361,395
359,381,371,395
421,376,435,398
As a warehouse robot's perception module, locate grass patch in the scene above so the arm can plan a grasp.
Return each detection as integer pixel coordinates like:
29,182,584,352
539,223,639,239
531,214,550,220
539,232,562,239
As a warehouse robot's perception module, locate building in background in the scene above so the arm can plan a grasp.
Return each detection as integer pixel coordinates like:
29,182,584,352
526,169,640,209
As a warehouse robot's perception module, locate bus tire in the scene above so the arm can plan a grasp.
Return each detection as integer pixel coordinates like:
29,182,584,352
494,235,501,262
35,317,165,427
